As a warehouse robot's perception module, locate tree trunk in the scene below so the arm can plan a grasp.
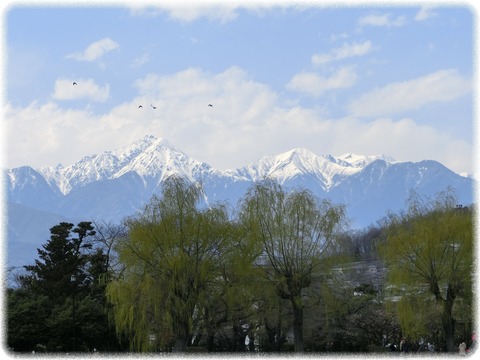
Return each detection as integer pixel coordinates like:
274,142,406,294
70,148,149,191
442,286,456,352
232,322,247,352
291,294,304,352
172,318,190,352
206,329,215,352
173,336,189,352
248,334,256,352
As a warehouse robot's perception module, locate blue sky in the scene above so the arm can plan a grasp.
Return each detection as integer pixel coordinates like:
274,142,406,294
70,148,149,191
2,1,476,176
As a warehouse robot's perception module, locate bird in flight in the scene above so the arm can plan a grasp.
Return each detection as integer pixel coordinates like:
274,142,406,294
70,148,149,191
138,105,143,108
208,104,213,107
73,82,77,85
151,105,157,109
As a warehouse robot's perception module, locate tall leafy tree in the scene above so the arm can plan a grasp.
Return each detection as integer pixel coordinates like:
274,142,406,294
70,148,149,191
239,180,347,352
381,191,474,352
190,218,267,352
106,176,234,352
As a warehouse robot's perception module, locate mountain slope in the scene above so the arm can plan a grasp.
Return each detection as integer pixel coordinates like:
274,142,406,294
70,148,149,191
40,135,221,194
4,135,474,268
230,148,396,191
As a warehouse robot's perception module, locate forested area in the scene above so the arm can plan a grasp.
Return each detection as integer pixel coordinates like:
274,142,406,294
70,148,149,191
5,177,475,354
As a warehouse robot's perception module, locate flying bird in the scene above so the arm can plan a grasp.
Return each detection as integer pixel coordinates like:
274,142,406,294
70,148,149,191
208,104,213,107
138,105,143,108
151,105,157,109
73,82,77,85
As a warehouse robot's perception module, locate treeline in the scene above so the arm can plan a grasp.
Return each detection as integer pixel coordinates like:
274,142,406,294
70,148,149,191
5,177,474,354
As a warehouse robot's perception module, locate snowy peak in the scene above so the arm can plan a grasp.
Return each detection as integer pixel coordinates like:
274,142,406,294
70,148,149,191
9,135,464,202
336,153,396,168
115,135,221,184
39,135,213,194
118,135,181,165
264,147,334,184
233,148,396,189
233,147,321,180
7,166,45,191
5,135,473,240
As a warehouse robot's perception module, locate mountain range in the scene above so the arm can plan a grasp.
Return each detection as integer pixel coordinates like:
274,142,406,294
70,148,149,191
4,135,474,269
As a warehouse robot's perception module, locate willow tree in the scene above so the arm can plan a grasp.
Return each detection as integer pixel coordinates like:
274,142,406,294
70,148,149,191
184,218,268,352
239,180,347,352
106,176,232,352
382,191,474,352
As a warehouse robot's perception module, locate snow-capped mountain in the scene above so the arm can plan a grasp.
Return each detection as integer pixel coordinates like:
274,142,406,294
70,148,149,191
39,135,224,195
4,135,474,269
230,148,395,189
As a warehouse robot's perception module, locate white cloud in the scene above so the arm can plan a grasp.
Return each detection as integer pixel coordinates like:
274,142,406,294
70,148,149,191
134,67,218,99
330,32,349,42
358,13,406,27
348,69,471,117
65,37,119,62
287,66,357,97
4,67,473,176
311,41,374,66
329,117,473,175
128,3,239,23
52,78,110,102
131,53,150,68
4,101,104,168
127,2,309,23
415,6,438,21
168,5,239,23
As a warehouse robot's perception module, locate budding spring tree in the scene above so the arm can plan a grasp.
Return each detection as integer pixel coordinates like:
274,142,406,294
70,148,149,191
239,180,347,352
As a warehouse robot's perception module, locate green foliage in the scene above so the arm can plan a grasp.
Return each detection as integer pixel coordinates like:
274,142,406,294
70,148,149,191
394,295,440,340
239,179,348,352
309,267,401,352
381,190,474,351
6,221,121,353
240,180,347,295
6,288,50,351
19,222,95,300
106,176,236,352
9,177,472,355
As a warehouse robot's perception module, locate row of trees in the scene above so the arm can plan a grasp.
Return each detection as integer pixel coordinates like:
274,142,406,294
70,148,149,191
5,177,475,353
106,178,348,352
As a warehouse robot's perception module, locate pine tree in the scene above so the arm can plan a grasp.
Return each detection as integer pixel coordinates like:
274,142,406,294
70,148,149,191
20,222,95,300
9,221,99,352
